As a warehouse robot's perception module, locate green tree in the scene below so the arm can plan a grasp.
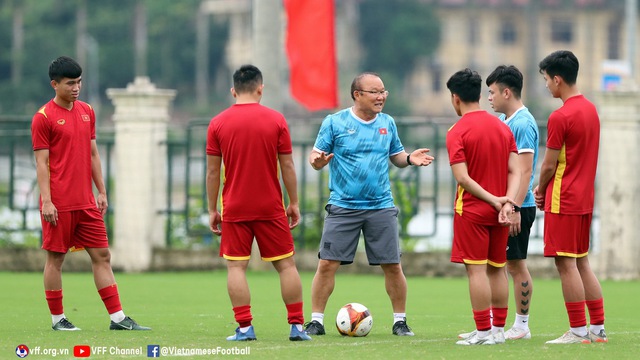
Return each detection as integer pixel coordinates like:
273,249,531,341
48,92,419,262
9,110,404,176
358,0,440,115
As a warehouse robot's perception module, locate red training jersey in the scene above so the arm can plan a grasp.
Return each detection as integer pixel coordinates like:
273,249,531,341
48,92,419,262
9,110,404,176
206,103,293,222
544,95,600,215
31,99,97,212
446,110,517,225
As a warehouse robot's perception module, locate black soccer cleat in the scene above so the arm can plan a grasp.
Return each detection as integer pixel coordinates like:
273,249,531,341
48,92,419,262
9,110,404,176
303,320,326,335
52,318,81,331
109,316,151,330
392,318,415,336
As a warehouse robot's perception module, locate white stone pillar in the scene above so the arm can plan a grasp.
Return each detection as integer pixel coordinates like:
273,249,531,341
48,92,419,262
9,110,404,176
106,77,176,272
594,88,640,280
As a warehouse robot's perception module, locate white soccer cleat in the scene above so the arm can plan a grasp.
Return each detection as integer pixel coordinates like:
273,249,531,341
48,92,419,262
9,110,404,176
504,327,532,340
457,329,476,339
546,330,591,344
493,328,506,344
456,332,496,345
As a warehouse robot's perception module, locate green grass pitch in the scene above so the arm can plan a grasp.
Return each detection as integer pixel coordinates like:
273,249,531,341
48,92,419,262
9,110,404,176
2,270,639,359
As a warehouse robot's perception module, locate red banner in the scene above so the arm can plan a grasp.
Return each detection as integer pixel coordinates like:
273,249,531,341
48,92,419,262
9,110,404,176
285,0,338,111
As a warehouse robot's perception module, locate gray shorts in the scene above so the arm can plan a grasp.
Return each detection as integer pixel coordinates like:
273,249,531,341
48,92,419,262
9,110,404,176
318,204,401,265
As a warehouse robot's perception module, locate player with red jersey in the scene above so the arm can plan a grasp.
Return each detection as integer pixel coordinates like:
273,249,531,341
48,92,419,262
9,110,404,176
535,50,607,344
446,68,520,345
206,64,310,342
31,56,149,331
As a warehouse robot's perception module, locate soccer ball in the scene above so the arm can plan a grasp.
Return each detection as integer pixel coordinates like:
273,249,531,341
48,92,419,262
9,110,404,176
335,302,373,337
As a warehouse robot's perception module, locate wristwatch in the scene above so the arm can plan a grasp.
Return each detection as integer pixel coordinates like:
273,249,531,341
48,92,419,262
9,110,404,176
406,154,412,166
513,205,521,212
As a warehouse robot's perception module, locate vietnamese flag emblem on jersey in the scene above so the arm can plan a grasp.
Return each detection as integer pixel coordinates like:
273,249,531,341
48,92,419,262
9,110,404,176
379,128,387,135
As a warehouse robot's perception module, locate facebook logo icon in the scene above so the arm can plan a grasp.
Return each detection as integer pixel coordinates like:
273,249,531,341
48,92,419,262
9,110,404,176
147,345,160,357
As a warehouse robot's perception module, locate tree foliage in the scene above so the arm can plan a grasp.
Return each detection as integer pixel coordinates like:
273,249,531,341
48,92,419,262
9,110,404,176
0,0,228,117
358,0,440,115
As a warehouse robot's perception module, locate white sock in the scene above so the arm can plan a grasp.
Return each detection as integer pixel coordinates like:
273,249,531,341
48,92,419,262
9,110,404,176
491,326,504,334
590,324,604,334
477,329,491,338
109,310,126,323
571,326,588,337
513,314,529,330
393,313,406,323
292,324,303,331
52,314,65,325
239,325,251,333
311,312,324,325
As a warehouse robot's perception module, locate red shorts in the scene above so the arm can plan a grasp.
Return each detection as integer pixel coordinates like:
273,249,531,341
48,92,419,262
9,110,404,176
41,207,109,253
451,213,509,267
543,212,592,258
220,216,295,261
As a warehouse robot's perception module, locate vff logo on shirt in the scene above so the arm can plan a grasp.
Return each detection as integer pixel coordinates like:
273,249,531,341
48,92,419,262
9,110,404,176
379,128,387,135
82,115,90,122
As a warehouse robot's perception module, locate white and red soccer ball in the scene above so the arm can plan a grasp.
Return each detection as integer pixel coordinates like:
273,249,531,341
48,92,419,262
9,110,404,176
335,302,373,337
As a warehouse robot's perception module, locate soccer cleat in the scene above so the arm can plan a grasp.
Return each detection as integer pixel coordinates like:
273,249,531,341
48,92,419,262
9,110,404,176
504,327,532,340
289,325,312,341
226,326,257,341
109,316,151,330
589,329,608,343
456,333,496,345
493,328,506,344
52,318,81,331
392,318,415,336
303,320,326,335
546,330,591,344
458,329,476,339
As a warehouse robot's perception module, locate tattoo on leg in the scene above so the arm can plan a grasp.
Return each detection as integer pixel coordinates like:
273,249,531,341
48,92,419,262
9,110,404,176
520,281,530,314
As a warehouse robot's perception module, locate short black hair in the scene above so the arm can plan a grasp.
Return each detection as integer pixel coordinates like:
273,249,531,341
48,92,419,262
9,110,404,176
446,68,482,103
232,64,263,94
538,50,579,85
350,72,380,100
49,56,82,82
486,65,523,99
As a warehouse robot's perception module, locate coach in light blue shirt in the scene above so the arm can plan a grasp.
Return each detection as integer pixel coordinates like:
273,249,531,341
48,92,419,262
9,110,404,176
302,72,434,338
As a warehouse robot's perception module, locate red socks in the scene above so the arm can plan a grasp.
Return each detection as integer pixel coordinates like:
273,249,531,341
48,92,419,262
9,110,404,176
473,308,491,331
98,284,123,314
45,289,63,315
586,298,605,325
233,305,253,327
286,302,304,325
565,301,587,328
491,307,508,328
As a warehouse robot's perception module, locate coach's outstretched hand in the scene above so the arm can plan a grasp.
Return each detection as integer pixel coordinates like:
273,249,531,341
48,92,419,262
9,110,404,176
409,148,435,166
309,151,334,170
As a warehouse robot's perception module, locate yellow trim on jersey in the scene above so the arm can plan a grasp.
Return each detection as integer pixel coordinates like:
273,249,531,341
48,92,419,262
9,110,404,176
223,254,251,261
463,259,487,265
38,106,47,118
551,144,566,213
455,185,464,216
556,251,589,258
487,260,506,268
263,251,294,262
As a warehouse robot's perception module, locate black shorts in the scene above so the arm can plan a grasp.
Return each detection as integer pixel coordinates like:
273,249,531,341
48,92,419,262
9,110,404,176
506,206,536,260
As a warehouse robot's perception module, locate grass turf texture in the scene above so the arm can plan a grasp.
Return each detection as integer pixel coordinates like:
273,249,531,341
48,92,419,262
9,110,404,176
2,271,639,359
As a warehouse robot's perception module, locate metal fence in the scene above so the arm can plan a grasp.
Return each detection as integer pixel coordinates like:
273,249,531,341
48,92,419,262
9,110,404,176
0,115,551,253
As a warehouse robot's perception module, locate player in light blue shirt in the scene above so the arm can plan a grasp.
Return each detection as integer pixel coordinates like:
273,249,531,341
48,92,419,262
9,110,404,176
304,72,434,337
486,65,539,340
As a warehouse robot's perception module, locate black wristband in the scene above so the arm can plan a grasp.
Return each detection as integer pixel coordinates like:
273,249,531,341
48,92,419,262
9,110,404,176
513,205,521,212
406,154,412,166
